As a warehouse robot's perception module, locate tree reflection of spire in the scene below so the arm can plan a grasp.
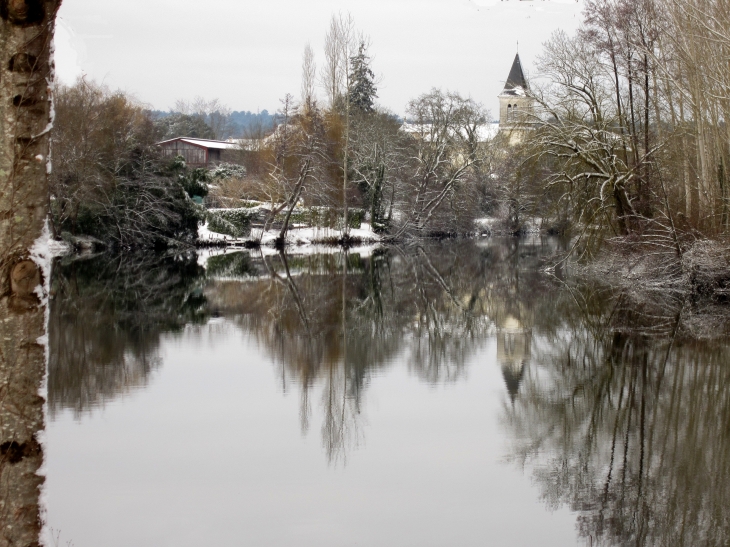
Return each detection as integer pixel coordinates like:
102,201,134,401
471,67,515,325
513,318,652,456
496,315,532,404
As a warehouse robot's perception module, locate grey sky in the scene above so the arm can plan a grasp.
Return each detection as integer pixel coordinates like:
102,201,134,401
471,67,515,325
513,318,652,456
54,0,584,118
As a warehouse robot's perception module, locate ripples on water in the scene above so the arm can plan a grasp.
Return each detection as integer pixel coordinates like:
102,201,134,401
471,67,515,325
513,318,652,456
43,238,730,546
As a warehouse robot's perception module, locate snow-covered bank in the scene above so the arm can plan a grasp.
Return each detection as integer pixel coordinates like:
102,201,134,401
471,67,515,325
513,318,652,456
475,217,544,235
199,215,557,248
197,222,382,247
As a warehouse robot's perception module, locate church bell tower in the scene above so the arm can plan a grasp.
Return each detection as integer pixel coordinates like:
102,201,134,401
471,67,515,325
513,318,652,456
498,53,534,143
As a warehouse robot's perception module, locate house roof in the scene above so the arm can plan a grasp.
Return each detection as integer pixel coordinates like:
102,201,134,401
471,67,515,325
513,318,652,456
500,53,529,97
156,137,238,150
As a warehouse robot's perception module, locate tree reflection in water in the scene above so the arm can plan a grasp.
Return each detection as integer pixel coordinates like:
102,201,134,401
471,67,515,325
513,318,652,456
49,253,207,417
200,239,554,462
49,239,553,456
47,239,730,544
504,281,730,546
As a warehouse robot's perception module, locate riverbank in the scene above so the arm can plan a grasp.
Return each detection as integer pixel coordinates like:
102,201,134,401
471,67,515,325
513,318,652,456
567,237,730,339
197,221,383,248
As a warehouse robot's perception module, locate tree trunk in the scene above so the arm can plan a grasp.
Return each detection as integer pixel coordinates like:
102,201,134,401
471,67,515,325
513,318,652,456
342,104,350,238
0,1,61,545
278,159,310,246
677,90,694,222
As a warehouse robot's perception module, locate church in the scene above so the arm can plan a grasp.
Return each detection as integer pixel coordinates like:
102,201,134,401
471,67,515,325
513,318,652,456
498,53,535,145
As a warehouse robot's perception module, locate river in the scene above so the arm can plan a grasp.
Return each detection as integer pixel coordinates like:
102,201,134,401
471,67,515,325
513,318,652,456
42,238,730,546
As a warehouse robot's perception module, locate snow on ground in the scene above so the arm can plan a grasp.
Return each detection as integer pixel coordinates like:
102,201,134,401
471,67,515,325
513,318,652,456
198,221,233,244
31,222,71,307
474,217,543,234
274,223,382,245
197,221,382,248
475,218,498,233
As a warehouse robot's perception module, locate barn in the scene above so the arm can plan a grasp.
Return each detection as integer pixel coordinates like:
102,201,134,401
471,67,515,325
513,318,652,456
156,137,238,168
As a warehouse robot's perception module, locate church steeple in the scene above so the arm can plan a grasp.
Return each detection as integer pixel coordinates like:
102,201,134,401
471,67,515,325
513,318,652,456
498,52,534,144
501,53,528,95
496,315,532,404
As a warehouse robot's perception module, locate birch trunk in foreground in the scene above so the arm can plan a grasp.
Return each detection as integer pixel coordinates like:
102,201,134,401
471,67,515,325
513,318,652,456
0,1,61,545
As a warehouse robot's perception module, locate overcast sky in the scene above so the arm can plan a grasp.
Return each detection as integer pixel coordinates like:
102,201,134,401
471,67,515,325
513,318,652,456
54,0,585,118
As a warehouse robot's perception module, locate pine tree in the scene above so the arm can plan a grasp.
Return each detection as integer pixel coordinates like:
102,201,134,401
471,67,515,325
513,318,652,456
348,42,377,114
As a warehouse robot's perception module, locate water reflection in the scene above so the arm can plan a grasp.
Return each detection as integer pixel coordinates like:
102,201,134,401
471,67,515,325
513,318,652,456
200,240,554,461
497,315,531,403
503,283,730,547
49,254,206,417
49,240,555,452
46,239,730,546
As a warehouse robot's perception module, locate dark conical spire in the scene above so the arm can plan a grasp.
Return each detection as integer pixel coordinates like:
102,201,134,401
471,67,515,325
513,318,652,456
502,363,525,404
502,53,528,94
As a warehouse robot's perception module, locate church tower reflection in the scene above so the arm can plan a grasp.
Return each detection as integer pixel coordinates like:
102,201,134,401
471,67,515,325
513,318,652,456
496,315,532,402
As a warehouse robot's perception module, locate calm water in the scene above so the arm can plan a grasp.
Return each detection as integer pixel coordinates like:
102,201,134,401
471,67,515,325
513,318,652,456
44,239,730,547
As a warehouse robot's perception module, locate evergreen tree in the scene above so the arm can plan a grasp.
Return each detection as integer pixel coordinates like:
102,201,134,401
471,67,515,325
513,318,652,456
155,112,216,140
348,42,377,114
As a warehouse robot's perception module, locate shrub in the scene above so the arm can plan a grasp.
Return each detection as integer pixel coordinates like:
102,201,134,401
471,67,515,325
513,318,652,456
180,168,210,199
209,162,247,181
206,208,258,237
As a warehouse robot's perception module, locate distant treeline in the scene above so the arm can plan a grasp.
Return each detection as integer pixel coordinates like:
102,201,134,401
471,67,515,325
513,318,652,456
150,109,275,139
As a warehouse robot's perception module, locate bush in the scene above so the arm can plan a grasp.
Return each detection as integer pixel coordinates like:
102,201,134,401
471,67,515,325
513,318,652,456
180,168,210,199
54,174,202,251
347,209,365,229
683,241,730,300
209,162,247,181
206,208,258,237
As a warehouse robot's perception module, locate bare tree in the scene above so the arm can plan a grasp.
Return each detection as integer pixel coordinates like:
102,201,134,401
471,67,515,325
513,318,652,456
662,0,730,232
321,13,359,236
530,30,640,238
260,94,327,246
526,0,730,259
174,96,233,139
321,14,356,109
349,109,405,232
395,90,489,237
301,43,317,109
